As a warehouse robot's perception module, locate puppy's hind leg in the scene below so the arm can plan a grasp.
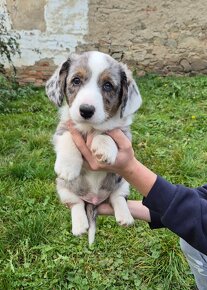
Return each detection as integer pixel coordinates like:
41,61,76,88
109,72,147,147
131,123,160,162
109,182,134,226
56,178,89,236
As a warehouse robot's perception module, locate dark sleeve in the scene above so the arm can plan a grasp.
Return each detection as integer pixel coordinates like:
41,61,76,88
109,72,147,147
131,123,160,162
143,175,207,255
148,210,164,228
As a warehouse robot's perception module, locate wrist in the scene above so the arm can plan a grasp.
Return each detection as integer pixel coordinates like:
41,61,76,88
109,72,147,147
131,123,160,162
117,157,139,177
118,158,157,197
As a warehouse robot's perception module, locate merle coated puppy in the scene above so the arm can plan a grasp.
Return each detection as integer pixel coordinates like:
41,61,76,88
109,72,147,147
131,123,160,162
46,51,142,244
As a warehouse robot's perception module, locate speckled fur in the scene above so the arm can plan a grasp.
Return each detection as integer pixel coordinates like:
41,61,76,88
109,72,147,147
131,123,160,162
46,51,142,244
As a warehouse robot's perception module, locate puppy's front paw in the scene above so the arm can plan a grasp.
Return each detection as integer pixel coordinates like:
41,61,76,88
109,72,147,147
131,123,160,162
91,135,118,164
115,209,134,226
55,158,81,181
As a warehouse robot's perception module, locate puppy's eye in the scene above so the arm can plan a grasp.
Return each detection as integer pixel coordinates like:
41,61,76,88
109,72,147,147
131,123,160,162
103,82,113,92
72,77,81,86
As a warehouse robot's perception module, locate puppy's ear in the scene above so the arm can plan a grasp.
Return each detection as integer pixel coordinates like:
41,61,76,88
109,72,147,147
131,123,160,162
120,64,142,118
45,58,71,106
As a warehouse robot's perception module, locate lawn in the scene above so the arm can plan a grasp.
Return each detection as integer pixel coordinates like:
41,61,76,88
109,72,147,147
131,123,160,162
1,73,207,289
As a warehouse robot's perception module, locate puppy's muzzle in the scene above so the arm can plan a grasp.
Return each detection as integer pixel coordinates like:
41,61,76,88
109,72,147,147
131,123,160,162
79,104,95,119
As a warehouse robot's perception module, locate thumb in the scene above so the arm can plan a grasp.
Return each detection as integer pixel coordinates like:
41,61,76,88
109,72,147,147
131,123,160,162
106,129,131,149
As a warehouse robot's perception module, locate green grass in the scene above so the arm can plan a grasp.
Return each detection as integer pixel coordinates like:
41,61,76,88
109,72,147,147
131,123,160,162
1,73,207,289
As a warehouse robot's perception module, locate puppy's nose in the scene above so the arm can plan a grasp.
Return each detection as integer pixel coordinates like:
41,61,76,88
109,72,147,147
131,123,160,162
79,104,95,119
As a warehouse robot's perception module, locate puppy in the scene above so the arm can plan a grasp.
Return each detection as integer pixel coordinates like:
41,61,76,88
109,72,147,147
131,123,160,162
46,51,142,244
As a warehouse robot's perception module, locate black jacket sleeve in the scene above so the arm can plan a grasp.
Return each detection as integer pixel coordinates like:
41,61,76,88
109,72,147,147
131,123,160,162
142,175,207,255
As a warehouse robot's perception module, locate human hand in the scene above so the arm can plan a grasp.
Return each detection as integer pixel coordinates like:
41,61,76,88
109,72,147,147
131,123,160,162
68,122,136,177
97,201,151,222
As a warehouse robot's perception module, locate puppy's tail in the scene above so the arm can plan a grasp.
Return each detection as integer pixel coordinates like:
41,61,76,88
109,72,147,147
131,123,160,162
86,203,97,246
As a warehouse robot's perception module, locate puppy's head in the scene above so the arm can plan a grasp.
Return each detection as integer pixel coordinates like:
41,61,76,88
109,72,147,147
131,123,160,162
46,51,142,124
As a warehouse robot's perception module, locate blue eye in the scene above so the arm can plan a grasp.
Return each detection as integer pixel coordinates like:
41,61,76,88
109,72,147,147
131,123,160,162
103,82,113,92
72,77,81,85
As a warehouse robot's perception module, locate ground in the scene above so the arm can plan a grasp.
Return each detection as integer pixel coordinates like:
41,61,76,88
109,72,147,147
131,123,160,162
1,74,207,289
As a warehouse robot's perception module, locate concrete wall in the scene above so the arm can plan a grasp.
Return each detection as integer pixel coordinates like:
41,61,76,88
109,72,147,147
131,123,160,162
1,0,207,84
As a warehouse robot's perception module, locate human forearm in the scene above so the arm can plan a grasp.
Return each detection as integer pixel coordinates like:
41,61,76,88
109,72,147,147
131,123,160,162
97,200,151,222
117,157,157,197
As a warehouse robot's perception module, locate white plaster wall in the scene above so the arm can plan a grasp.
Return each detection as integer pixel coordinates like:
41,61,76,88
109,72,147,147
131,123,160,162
0,0,89,67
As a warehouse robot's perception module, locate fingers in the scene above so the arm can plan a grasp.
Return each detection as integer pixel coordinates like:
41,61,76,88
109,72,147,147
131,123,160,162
68,121,93,162
86,133,93,148
69,121,131,151
106,129,131,149
68,122,132,172
68,122,101,170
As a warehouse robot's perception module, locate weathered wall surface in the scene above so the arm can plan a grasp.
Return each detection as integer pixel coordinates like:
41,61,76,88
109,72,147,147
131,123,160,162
7,0,47,31
1,0,88,85
1,0,207,84
80,0,207,76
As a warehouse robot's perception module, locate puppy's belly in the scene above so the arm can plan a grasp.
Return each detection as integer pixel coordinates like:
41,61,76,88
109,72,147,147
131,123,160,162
85,170,107,193
80,192,110,205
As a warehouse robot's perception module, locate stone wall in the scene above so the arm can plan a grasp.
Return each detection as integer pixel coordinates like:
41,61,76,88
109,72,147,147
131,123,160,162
79,0,207,76
1,0,207,85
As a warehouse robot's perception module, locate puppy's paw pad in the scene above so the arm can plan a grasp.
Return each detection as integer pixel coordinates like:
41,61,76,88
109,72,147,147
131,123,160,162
93,152,107,163
91,135,118,164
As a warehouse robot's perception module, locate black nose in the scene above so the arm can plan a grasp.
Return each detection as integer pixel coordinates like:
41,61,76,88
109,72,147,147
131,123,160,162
79,104,95,119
